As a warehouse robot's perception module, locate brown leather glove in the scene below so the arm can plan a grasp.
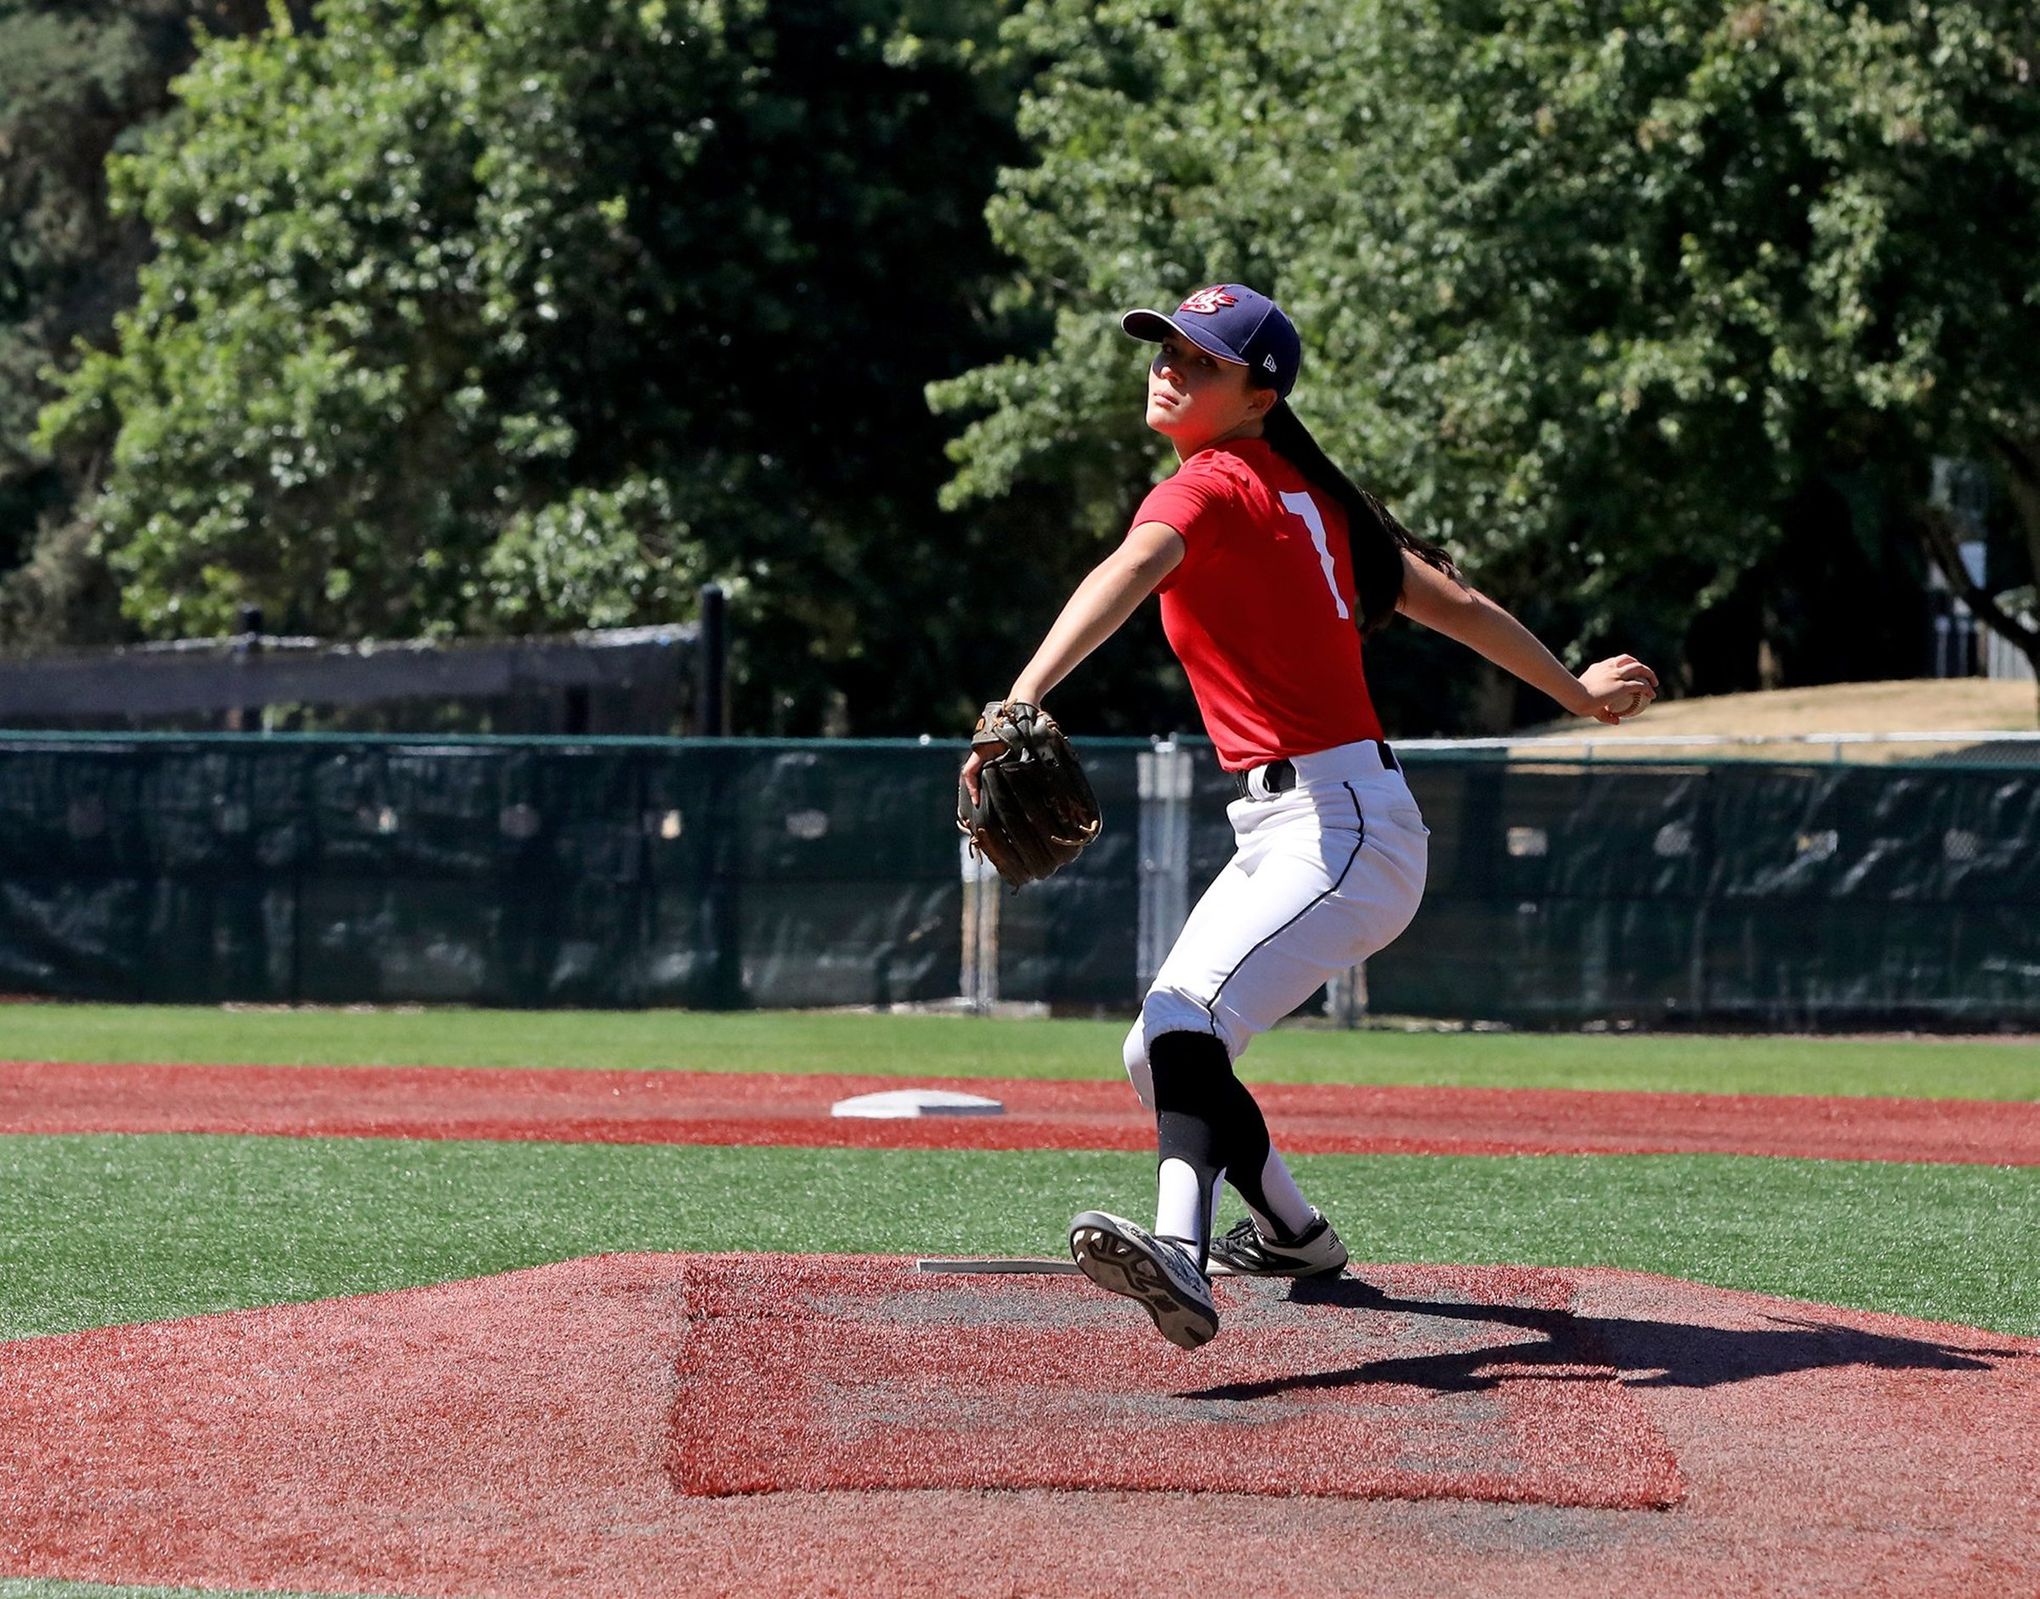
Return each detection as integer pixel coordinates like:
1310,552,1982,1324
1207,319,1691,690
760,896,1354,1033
956,700,1102,888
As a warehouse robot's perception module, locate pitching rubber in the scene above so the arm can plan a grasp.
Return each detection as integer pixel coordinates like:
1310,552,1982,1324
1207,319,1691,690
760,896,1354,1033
916,1258,1083,1274
916,1257,1242,1276
1068,1210,1219,1350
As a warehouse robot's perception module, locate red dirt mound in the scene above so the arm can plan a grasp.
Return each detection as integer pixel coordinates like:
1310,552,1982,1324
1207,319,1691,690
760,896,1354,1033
4,1060,2035,1164
1,1255,2034,1598
671,1257,1681,1507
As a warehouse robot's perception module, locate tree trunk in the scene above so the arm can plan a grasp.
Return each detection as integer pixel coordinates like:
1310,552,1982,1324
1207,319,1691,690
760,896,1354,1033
1991,434,2040,717
1913,446,2040,714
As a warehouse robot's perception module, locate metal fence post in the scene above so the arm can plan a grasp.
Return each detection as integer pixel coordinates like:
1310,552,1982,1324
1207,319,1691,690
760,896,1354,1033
1137,738,1195,995
696,583,728,736
959,836,1000,1013
226,604,263,733
1324,962,1369,1028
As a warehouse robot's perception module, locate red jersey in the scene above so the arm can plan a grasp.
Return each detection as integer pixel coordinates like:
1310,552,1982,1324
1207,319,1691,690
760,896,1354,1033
1133,437,1385,770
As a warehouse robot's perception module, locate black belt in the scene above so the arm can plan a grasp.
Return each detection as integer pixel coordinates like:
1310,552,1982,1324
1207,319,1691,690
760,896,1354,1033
1235,760,1299,798
1234,741,1397,799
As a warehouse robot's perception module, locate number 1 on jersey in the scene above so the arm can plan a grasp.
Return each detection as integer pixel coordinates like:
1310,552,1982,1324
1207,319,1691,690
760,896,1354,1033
1279,490,1350,620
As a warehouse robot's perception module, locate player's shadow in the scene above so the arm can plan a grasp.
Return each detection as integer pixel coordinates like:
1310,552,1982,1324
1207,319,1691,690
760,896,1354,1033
1183,1275,2029,1403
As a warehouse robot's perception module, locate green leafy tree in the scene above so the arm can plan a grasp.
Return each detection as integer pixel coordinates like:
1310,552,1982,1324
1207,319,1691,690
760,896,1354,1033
0,2,317,648
39,0,1025,730
937,0,2040,719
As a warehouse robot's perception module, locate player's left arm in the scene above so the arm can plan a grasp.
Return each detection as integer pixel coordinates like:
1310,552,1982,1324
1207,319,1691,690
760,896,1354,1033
1395,551,1658,723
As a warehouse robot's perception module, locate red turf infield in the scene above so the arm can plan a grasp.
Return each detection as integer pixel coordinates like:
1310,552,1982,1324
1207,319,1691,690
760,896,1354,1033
3,1059,2037,1163
1,1255,2033,1598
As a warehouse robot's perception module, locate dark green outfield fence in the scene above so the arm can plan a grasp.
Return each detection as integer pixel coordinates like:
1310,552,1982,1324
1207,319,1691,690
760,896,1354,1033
0,733,2035,1027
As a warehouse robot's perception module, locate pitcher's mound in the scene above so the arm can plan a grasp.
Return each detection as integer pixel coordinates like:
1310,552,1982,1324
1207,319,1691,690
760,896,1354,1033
2,1254,2034,1599
673,1256,1681,1506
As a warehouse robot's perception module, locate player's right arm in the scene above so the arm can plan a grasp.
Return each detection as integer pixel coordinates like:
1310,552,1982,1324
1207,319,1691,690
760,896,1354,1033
1006,521,1184,704
1395,549,1657,723
961,521,1183,803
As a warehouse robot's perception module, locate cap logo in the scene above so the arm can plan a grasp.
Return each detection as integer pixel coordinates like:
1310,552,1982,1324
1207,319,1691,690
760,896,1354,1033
1179,286,1237,315
1262,354,1277,372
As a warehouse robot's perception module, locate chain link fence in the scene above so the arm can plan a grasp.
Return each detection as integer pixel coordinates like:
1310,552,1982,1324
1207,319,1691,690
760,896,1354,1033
0,730,2033,1028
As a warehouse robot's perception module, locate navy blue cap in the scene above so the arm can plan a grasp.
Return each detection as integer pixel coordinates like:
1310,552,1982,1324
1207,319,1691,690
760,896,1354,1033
1121,284,1302,398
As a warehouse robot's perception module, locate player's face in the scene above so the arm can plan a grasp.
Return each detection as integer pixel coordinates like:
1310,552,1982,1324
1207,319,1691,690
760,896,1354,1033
1146,336,1269,452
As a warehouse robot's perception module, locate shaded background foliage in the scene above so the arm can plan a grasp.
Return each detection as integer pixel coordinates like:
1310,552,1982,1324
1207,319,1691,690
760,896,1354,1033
937,0,2040,729
3,0,2037,733
27,0,1036,733
0,1,320,648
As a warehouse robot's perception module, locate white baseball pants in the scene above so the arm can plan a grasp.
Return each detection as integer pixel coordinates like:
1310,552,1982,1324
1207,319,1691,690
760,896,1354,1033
1124,739,1429,1107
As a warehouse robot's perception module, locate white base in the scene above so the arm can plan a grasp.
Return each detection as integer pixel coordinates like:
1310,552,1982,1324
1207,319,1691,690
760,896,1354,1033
830,1088,1006,1119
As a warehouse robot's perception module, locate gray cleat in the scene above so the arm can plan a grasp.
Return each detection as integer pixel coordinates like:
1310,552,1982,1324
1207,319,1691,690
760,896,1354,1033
1068,1210,1219,1350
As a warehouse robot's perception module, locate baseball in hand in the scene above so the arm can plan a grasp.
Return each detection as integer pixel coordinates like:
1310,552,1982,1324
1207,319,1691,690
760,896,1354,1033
1578,655,1659,723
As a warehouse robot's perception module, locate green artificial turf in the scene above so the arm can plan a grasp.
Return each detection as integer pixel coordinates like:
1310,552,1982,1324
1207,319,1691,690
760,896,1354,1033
3,1003,2036,1099
3,1133,2033,1340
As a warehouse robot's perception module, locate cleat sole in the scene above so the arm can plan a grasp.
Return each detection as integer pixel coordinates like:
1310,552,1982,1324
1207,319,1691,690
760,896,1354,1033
1069,1215,1218,1351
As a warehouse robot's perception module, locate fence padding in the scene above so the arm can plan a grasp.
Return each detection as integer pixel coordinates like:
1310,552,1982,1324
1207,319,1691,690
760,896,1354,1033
0,736,2032,1025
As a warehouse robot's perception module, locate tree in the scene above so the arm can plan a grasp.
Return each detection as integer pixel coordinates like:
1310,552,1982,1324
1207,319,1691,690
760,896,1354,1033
38,0,1026,731
0,2,320,649
935,0,2040,721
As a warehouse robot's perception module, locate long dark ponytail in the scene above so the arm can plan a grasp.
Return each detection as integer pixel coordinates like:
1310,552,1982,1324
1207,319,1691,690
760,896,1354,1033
1260,399,1459,634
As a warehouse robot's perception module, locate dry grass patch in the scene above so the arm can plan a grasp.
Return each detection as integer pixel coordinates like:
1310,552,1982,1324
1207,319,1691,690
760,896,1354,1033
1513,677,2036,758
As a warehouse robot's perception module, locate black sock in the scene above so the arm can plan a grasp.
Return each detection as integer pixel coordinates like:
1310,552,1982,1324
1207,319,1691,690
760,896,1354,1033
1148,1030,1283,1266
